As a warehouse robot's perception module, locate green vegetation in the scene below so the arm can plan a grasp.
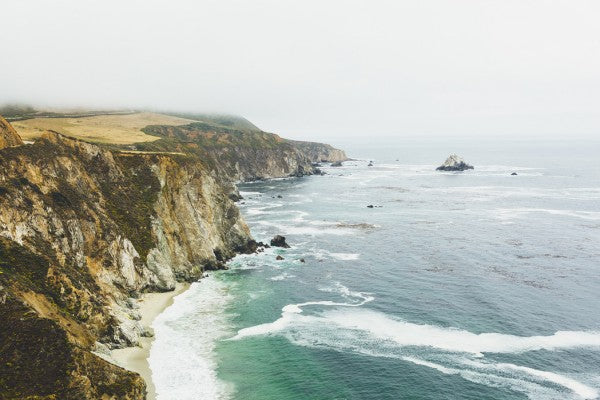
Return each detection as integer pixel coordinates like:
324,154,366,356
162,112,261,132
103,154,162,263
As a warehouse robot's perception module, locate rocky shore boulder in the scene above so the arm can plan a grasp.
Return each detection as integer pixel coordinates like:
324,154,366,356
436,154,474,171
270,235,290,248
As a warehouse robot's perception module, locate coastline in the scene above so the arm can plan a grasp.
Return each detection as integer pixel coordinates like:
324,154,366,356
110,282,190,400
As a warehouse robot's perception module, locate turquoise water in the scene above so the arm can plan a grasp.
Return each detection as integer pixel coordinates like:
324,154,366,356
150,139,600,400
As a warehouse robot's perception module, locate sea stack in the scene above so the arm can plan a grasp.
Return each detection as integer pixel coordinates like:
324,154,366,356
436,154,474,171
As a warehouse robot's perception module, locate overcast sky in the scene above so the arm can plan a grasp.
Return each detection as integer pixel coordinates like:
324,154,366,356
2,0,599,142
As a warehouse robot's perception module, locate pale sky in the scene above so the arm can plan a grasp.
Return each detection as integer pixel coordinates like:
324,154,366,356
2,0,599,142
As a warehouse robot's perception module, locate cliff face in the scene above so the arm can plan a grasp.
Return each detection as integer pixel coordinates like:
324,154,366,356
0,116,24,149
0,130,253,399
286,139,347,163
138,122,346,181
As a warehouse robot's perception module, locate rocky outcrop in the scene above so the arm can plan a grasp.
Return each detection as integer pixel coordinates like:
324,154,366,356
0,115,24,149
138,123,346,182
0,128,253,399
270,235,290,248
436,154,474,171
286,140,347,163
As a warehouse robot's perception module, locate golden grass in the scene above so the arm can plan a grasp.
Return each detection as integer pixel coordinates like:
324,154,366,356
12,112,196,145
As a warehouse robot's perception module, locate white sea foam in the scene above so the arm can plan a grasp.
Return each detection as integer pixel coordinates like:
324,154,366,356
270,272,296,281
254,220,355,236
495,208,600,221
403,356,598,400
230,288,600,399
150,277,234,400
329,252,360,260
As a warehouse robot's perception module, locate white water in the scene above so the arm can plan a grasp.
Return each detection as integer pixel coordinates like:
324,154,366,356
231,285,600,399
150,277,234,400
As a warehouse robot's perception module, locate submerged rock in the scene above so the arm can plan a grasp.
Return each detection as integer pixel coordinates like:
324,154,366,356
270,235,290,248
511,172,518,176
368,161,374,167
436,154,474,171
276,255,284,261
331,161,343,167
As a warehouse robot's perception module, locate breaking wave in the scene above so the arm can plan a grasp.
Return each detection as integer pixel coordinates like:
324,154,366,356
230,284,600,399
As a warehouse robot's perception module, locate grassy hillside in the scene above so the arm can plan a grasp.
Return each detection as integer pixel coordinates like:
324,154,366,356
163,112,261,132
11,112,195,144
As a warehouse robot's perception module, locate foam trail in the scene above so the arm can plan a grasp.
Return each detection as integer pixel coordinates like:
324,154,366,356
230,283,373,340
330,252,360,260
230,293,600,399
498,363,598,399
404,357,599,400
233,305,600,355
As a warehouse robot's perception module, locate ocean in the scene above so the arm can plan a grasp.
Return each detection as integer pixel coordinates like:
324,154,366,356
148,138,600,400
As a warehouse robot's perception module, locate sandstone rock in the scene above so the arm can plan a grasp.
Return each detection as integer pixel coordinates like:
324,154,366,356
0,116,24,149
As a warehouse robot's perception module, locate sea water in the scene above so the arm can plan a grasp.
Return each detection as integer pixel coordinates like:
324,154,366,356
150,138,600,400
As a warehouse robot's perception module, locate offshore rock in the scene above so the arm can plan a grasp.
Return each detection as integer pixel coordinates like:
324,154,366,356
270,235,290,248
436,154,474,171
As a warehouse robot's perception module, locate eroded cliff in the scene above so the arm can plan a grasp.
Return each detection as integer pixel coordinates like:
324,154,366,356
0,129,253,399
137,122,346,181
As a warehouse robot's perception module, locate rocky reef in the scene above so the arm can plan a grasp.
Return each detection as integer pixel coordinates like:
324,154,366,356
0,116,346,399
436,154,474,171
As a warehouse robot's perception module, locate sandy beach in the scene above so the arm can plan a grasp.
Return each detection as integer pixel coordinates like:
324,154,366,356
110,283,190,400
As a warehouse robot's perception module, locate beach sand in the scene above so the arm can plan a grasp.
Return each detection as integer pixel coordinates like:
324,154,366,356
110,282,190,400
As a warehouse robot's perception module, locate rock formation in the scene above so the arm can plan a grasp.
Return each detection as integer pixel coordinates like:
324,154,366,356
270,235,290,248
138,123,345,182
286,140,347,163
0,115,24,149
436,154,474,171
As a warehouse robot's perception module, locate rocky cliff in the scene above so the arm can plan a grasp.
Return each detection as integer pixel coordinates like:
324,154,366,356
286,139,347,163
0,116,24,149
0,128,255,399
136,122,345,181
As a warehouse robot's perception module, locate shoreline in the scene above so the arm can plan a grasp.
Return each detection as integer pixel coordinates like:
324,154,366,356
110,282,190,400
